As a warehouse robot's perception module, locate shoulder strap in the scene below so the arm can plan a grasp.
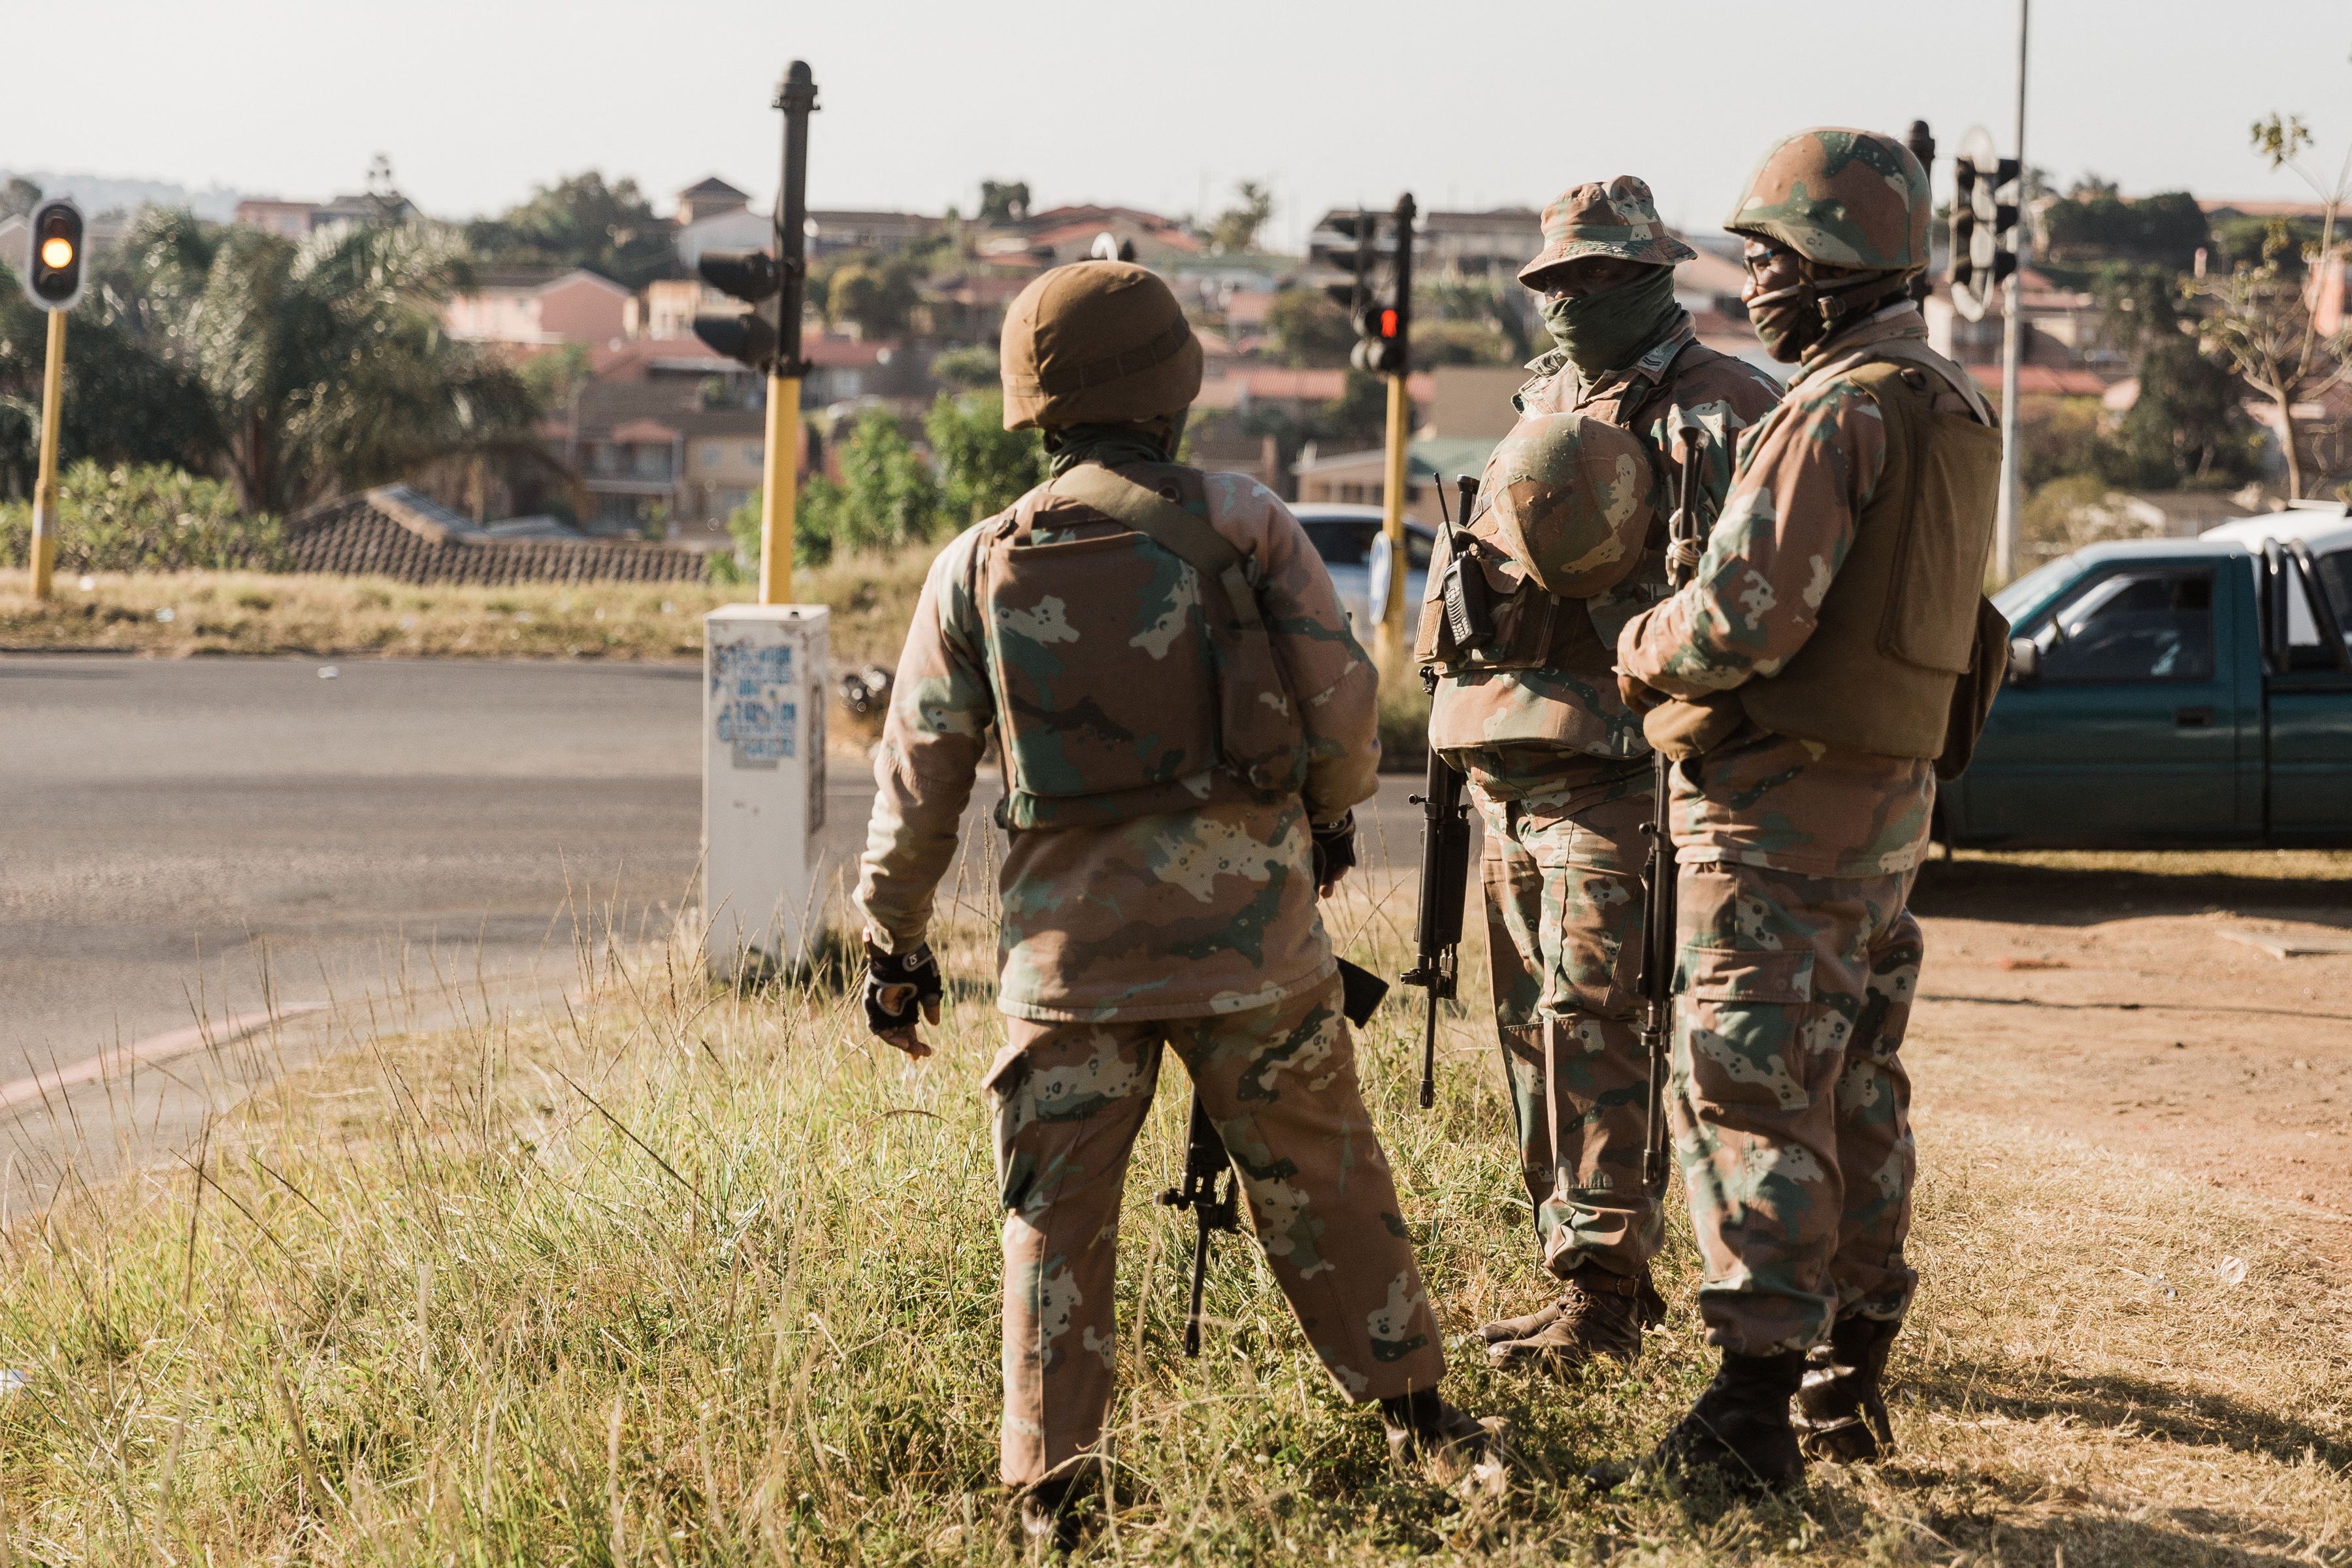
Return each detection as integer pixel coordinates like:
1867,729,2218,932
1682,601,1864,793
1811,341,1994,425
1046,463,1263,629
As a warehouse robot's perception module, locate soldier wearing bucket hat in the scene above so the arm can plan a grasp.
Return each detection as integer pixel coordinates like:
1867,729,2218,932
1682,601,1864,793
1420,178,1780,1376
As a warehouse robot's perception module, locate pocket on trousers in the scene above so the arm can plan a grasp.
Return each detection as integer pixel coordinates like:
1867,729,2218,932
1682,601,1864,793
1678,946,1815,1005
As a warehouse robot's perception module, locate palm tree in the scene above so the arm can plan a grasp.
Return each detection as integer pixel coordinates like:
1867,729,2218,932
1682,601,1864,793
116,211,534,514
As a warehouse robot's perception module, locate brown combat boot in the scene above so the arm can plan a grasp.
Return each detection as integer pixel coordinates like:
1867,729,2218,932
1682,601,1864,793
1793,1314,1899,1463
1588,1349,1807,1498
1016,1470,1099,1555
1485,1263,1665,1371
1379,1388,1509,1488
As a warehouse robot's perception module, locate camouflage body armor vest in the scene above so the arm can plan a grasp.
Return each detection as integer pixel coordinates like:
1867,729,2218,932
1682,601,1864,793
1650,343,2002,762
975,462,1305,830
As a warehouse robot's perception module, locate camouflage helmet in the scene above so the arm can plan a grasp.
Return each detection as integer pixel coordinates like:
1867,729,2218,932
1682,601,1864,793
1000,261,1203,431
1478,412,1656,599
1723,127,1930,272
1517,176,1697,286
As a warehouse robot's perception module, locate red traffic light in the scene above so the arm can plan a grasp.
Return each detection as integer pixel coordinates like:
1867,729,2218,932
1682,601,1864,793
1379,307,1399,340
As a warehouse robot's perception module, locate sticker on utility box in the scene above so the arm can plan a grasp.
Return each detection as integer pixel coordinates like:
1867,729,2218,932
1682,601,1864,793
712,642,797,768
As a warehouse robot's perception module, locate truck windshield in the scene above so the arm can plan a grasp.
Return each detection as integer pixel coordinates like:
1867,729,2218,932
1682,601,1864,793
1993,559,2077,623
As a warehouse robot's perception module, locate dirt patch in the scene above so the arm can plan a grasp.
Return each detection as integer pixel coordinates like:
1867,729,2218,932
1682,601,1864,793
1909,848,2352,1256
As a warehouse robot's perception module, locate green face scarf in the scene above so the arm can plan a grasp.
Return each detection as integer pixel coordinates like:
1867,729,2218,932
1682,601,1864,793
1539,265,1686,379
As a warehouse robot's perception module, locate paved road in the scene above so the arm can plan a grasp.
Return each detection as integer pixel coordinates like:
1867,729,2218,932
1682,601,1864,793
2,654,1441,1197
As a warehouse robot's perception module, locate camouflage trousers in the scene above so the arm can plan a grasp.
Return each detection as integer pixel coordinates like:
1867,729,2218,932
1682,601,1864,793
985,977,1447,1488
1670,859,1923,1356
1466,753,1661,1280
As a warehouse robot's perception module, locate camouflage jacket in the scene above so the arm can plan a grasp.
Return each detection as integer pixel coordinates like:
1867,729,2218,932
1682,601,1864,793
1615,304,1939,879
1430,317,1782,791
856,466,1381,1022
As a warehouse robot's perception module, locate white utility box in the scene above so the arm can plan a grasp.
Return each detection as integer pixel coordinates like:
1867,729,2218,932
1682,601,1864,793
702,604,831,979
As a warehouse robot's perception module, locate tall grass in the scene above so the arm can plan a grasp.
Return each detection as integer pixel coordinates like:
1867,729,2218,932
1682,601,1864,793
4,868,2349,1564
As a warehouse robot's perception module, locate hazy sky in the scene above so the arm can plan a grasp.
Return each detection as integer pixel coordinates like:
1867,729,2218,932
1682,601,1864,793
8,1,2347,246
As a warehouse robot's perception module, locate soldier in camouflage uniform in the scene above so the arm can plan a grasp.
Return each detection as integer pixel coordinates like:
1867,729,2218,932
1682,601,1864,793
857,260,1495,1544
1420,177,1780,1371
1610,129,2004,1492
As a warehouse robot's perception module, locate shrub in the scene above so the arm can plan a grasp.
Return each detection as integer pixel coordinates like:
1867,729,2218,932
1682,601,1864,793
0,462,283,572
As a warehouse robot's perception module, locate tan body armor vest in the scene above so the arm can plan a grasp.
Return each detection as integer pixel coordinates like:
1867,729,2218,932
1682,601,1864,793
1649,346,2002,762
975,462,1305,830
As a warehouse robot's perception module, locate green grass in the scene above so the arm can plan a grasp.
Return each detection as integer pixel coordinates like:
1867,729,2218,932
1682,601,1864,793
4,881,2349,1563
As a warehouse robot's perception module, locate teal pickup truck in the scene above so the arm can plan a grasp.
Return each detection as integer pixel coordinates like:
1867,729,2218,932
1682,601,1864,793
1938,504,2352,849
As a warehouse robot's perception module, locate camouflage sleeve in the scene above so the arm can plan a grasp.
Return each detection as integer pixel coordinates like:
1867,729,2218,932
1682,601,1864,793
855,529,992,955
1209,474,1380,823
1615,376,1887,696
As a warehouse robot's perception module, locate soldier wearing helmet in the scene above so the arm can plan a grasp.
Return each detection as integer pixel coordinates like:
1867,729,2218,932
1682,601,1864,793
1609,129,2006,1492
857,260,1497,1544
1419,176,1780,1376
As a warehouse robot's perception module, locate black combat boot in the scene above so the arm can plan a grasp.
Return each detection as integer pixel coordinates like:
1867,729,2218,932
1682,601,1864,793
1646,1349,1807,1495
1017,1471,1098,1554
1484,1263,1667,1371
1379,1388,1509,1486
1793,1313,1899,1463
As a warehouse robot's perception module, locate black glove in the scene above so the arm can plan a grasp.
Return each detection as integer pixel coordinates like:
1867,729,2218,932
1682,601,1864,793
863,941,943,1038
1311,811,1358,894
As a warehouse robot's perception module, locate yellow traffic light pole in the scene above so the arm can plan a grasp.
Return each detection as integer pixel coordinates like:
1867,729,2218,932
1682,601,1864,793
29,310,65,600
759,374,799,606
1374,370,1412,673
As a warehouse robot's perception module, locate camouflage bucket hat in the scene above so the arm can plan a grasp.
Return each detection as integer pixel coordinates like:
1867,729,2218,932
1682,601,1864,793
1479,412,1656,599
1724,127,1931,272
1516,176,1697,286
1001,261,1204,431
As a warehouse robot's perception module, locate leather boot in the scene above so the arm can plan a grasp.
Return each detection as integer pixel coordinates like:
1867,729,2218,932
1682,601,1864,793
1794,1314,1899,1462
1379,1388,1509,1488
1017,1471,1097,1554
1485,1263,1664,1370
1648,1350,1807,1494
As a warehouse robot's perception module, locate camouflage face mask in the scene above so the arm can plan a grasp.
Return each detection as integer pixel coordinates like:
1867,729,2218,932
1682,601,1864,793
1539,265,1682,378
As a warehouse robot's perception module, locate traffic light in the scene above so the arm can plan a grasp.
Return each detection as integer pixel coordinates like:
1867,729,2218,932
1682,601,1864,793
22,197,85,312
693,249,781,370
1949,153,2022,323
1352,296,1409,376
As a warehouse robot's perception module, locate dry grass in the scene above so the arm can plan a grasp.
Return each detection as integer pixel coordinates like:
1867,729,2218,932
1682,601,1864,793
0,550,934,670
5,861,2349,1565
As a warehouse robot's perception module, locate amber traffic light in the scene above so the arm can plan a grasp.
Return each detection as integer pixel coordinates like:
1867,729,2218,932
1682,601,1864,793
22,198,86,312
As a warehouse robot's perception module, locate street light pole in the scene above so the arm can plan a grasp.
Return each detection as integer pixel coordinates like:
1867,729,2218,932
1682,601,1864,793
1993,0,2030,584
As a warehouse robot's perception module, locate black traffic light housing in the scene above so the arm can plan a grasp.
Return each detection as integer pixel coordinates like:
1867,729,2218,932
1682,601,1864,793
1336,195,1414,378
693,249,782,370
22,197,86,312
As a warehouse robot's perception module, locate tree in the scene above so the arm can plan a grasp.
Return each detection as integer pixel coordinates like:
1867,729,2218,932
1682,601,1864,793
465,172,678,290
2193,110,2351,498
1265,288,1356,367
116,210,535,513
929,344,999,391
978,180,1030,225
0,178,39,221
2090,263,2261,489
1418,276,1535,363
926,389,1042,524
2040,185,2210,271
1207,181,1274,254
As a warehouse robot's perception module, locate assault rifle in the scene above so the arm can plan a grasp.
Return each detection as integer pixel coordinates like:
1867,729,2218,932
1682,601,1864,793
1160,958,1389,1356
1635,421,1710,1192
1401,475,1488,1110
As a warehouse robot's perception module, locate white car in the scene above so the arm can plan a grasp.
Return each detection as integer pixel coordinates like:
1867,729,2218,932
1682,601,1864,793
1294,503,1437,639
2200,500,2352,659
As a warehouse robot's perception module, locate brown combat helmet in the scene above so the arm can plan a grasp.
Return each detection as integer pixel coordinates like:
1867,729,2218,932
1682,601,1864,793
1478,412,1657,599
1000,261,1204,431
1517,176,1697,287
1724,128,1931,273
